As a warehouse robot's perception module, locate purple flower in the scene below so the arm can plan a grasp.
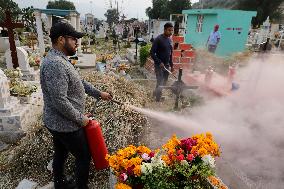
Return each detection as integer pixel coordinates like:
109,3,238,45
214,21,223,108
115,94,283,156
142,153,151,161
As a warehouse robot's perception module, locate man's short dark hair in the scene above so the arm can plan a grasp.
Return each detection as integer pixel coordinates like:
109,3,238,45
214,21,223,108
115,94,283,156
164,22,173,30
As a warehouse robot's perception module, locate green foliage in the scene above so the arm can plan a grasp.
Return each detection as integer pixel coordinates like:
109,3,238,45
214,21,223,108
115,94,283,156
46,0,76,10
0,0,21,22
139,44,152,67
21,6,36,32
142,161,214,189
235,0,284,27
146,0,191,19
104,9,119,28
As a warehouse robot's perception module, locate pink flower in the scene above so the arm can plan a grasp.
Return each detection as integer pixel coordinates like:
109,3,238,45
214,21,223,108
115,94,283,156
119,173,128,182
187,154,194,161
177,154,185,161
142,153,151,161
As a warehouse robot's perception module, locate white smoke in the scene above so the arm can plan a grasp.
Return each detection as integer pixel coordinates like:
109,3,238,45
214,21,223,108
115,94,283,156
130,54,284,189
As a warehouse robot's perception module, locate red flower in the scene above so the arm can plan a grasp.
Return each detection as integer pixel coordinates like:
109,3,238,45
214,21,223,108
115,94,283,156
126,165,135,176
187,154,194,161
177,154,185,161
149,151,155,158
177,149,184,155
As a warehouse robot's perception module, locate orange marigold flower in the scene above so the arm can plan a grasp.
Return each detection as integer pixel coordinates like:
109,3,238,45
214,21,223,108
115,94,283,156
133,165,141,176
137,146,151,154
115,183,132,189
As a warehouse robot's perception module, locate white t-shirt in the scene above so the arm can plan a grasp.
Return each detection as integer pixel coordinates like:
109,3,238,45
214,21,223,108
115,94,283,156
208,31,221,45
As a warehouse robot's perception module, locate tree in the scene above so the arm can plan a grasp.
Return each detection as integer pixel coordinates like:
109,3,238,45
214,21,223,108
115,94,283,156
21,6,36,32
146,0,169,19
46,0,76,10
104,9,119,28
168,0,191,14
235,0,284,27
146,0,191,19
0,0,21,23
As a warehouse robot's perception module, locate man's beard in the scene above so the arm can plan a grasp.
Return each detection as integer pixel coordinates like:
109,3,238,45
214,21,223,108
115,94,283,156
64,42,76,56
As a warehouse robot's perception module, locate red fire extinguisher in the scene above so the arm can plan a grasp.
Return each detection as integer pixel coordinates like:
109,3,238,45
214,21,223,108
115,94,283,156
84,119,109,170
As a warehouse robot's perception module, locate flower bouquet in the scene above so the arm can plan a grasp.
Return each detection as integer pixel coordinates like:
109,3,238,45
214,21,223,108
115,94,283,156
4,68,23,79
28,53,41,68
107,132,227,189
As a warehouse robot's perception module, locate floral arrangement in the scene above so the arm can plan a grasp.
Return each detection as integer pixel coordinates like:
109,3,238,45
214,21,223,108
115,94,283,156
4,68,23,79
107,132,223,189
10,81,37,97
4,68,37,97
96,53,115,63
28,53,41,67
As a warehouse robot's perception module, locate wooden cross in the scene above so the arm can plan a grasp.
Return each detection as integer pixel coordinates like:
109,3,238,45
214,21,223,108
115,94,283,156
0,10,24,68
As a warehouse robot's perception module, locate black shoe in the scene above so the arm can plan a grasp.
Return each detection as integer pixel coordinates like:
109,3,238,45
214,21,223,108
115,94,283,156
54,177,77,189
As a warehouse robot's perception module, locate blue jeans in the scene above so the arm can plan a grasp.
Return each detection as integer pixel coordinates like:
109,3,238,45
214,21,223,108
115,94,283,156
48,128,91,189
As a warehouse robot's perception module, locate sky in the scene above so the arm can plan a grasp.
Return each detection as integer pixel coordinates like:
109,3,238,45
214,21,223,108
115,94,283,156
13,0,199,20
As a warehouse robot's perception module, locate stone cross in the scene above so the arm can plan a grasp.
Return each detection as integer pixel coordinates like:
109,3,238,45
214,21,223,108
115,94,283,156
0,10,24,68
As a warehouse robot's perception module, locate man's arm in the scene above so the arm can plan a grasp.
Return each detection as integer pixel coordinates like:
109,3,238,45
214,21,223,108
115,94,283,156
150,38,163,66
43,62,86,126
170,44,173,70
82,80,101,99
216,32,221,45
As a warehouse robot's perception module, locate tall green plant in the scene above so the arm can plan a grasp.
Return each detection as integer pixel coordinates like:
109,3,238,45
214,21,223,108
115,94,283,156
139,44,152,67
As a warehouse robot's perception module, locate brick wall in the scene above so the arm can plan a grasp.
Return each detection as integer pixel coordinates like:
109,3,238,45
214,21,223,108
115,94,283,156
145,35,196,73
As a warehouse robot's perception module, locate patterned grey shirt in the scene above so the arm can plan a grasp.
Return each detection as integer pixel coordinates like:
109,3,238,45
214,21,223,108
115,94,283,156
40,48,101,132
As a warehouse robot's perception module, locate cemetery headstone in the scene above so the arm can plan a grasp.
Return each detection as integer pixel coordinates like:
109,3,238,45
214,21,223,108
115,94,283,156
5,47,39,81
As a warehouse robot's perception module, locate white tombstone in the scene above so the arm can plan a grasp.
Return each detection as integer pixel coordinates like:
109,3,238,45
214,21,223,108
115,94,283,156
97,26,106,38
0,37,21,54
4,47,38,81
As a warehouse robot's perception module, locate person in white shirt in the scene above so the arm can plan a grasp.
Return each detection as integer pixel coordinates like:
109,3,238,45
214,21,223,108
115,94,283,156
206,25,221,53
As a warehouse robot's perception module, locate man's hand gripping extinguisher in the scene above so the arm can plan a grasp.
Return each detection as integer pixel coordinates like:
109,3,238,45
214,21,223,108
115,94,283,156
84,100,109,170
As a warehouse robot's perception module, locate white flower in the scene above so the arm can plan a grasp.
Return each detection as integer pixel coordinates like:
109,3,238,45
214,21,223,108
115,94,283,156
151,153,165,166
141,163,153,175
181,160,189,166
202,155,215,168
141,153,150,161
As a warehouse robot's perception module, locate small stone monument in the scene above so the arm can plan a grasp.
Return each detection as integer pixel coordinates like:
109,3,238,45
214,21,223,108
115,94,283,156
0,68,43,133
0,69,21,131
5,47,39,81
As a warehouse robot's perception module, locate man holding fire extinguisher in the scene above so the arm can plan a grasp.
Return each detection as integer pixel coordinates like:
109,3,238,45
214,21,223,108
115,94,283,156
40,22,112,189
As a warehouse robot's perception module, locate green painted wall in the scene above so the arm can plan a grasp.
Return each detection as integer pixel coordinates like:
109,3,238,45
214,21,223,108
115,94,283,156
182,9,257,56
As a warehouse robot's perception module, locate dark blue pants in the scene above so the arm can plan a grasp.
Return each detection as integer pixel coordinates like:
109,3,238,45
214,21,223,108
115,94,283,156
154,66,169,101
49,128,91,189
208,44,217,53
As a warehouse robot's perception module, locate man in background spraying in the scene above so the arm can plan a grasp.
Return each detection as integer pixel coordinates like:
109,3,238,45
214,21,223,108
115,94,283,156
150,22,174,102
